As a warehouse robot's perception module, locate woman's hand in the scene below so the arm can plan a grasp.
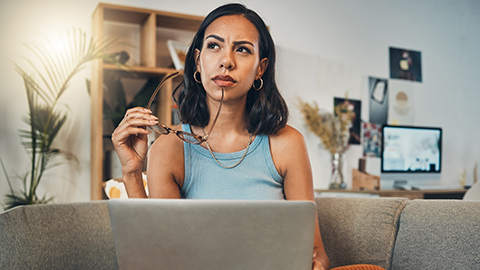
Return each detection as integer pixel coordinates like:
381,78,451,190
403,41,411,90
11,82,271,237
111,107,158,175
313,259,325,270
313,252,326,270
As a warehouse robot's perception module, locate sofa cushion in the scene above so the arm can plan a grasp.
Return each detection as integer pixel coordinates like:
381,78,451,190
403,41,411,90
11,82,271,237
391,200,480,270
0,201,117,270
315,197,408,269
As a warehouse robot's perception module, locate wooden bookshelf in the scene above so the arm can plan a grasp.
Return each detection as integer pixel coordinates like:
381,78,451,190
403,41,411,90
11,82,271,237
90,3,203,200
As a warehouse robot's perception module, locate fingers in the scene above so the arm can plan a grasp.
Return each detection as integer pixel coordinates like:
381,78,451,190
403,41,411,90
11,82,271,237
118,108,158,131
312,252,325,270
112,107,158,144
312,259,325,270
121,107,158,127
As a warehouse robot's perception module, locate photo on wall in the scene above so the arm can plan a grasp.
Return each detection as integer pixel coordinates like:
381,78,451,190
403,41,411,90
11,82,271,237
334,97,362,145
388,79,415,125
389,47,422,82
362,122,382,158
368,77,388,125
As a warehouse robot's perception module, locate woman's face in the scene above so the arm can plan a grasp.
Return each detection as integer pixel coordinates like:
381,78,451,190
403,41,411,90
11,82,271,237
195,15,267,101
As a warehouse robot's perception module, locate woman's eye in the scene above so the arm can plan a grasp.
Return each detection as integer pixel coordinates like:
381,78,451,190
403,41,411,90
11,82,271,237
207,42,220,50
236,46,251,54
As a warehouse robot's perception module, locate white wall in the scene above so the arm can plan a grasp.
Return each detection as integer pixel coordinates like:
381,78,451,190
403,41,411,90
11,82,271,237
1,0,479,206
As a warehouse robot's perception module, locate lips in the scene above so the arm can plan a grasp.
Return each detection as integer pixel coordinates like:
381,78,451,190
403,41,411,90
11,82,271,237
212,75,236,87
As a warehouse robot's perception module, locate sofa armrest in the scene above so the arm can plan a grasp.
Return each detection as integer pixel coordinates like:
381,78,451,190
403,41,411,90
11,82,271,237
0,201,117,270
315,197,408,269
391,200,480,269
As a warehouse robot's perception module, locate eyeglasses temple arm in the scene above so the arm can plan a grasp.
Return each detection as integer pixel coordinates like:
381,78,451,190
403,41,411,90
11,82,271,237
145,71,182,109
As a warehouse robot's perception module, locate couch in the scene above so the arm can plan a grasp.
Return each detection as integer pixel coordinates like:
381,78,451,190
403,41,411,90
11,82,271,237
1,197,479,269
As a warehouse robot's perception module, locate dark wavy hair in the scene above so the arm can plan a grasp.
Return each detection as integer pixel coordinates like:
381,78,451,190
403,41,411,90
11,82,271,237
173,3,288,135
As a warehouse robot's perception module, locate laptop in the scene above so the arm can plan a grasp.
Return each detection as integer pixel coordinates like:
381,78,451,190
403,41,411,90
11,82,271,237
107,199,316,270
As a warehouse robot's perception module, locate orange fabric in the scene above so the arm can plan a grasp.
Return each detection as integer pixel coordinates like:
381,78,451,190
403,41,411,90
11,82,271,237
331,264,386,270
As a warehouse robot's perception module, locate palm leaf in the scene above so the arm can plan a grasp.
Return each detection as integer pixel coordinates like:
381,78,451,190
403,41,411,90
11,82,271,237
3,28,123,210
1,160,15,197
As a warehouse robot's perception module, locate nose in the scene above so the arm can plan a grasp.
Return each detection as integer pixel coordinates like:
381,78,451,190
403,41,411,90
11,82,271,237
220,51,235,70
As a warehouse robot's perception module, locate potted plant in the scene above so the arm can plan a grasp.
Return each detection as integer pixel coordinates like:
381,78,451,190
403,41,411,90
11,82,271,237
298,98,355,189
1,28,120,210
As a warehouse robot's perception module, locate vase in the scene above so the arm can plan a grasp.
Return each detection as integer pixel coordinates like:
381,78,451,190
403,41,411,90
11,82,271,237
329,152,347,189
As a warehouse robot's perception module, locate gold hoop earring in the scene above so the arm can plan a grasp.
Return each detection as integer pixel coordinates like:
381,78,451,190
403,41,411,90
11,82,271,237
253,78,263,90
194,70,202,84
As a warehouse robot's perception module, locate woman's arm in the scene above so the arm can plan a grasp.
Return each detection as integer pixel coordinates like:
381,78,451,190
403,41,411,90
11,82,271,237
270,125,331,270
111,107,158,198
146,128,185,199
111,107,183,198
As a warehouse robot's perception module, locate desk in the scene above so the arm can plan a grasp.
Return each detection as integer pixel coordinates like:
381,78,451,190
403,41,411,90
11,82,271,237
315,189,467,200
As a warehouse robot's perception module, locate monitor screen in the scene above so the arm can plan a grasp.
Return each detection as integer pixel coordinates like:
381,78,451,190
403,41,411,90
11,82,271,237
381,125,442,173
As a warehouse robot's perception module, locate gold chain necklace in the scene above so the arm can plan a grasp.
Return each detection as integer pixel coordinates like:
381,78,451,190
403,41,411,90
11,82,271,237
202,129,253,169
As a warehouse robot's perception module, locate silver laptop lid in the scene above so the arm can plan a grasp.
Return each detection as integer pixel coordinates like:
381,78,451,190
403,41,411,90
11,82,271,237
108,199,316,270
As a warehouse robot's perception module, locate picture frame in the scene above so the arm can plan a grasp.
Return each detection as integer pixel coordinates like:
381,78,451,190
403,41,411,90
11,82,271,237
167,39,189,70
334,97,362,145
389,47,422,82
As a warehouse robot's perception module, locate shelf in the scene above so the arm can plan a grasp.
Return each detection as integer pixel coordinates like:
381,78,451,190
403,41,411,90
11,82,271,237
103,63,178,75
100,2,203,31
90,3,203,200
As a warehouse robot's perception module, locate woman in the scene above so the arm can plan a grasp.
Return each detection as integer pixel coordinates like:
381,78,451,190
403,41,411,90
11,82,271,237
112,3,330,269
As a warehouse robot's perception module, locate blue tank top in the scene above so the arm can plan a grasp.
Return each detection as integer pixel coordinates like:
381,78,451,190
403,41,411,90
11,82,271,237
181,124,285,200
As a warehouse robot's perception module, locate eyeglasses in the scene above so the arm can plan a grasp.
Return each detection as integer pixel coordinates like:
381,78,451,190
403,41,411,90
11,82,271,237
145,71,223,144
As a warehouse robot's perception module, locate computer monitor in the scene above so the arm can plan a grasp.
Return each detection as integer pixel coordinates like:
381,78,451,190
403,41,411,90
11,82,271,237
381,125,442,188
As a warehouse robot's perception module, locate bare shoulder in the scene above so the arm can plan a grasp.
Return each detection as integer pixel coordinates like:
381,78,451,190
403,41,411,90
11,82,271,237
269,125,306,149
149,131,183,162
147,129,185,196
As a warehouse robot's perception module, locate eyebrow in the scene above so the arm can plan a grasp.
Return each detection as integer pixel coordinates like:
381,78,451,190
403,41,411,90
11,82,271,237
205,34,255,47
